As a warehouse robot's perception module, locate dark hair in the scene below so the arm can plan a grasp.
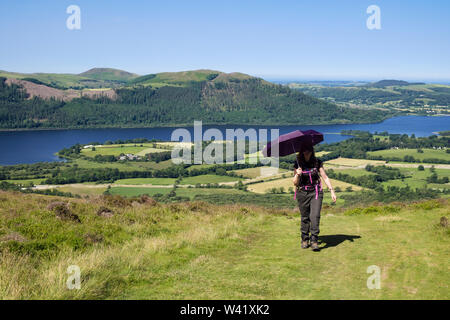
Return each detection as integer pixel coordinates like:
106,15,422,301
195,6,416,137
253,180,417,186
296,145,318,169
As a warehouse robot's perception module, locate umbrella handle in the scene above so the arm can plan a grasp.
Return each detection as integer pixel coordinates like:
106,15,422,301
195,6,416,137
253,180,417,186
291,141,300,169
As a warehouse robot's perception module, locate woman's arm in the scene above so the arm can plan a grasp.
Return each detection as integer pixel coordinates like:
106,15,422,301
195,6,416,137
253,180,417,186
319,167,337,202
293,168,301,186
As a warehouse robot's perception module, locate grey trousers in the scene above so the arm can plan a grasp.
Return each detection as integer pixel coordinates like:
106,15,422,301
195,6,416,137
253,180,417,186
297,188,323,242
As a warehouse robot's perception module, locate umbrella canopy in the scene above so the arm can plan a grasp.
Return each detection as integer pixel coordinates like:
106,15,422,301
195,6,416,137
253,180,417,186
262,129,323,158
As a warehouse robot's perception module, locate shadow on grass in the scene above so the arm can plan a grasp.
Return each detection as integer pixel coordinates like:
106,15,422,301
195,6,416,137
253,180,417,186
318,234,361,250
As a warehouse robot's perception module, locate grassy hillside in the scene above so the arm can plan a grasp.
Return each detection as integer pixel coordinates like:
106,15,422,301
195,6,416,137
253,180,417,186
289,81,450,115
0,67,138,89
129,69,222,87
367,80,425,88
367,148,449,162
0,71,393,129
79,68,138,82
0,70,88,89
0,190,448,299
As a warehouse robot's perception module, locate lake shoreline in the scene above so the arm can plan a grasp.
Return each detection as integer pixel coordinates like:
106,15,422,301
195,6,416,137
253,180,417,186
0,113,448,133
0,115,448,165
0,117,396,132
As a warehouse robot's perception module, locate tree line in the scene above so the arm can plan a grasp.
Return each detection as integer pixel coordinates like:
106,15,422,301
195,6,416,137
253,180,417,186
0,77,391,129
43,162,253,185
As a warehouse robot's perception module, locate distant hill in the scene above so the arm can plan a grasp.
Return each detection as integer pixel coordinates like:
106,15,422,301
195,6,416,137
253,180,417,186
0,70,87,89
128,70,257,87
79,68,139,81
0,67,140,89
0,69,392,129
367,79,426,88
290,80,450,115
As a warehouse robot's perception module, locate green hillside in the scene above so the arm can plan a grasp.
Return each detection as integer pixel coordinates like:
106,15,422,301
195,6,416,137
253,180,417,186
79,68,139,81
128,70,257,88
130,69,221,86
0,70,88,89
0,71,393,129
0,67,138,89
289,81,450,115
0,191,448,299
367,79,425,88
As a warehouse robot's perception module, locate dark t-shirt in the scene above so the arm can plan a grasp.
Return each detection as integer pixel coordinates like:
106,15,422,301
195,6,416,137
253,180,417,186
293,158,323,170
293,158,323,187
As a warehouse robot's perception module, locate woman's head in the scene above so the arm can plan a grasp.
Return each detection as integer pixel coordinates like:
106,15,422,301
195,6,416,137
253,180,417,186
296,144,316,167
302,144,313,158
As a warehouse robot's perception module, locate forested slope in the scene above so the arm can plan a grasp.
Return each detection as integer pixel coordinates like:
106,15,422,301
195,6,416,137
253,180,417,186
0,70,393,129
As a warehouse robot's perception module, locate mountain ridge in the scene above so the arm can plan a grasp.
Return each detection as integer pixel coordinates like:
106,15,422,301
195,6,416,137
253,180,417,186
78,68,139,81
367,79,426,88
0,68,393,129
0,68,265,90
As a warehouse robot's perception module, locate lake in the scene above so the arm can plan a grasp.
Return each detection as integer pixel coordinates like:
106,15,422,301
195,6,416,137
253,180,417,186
0,115,448,165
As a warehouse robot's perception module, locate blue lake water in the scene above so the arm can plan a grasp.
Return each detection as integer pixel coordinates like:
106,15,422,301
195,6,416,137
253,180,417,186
0,115,448,165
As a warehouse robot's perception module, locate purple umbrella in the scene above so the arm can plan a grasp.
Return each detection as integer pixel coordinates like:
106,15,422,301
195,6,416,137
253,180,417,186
262,129,324,166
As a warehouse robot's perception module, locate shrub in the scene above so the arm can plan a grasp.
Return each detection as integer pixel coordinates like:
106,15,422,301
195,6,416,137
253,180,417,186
413,199,443,210
97,206,114,218
101,194,132,207
47,201,81,223
344,204,400,216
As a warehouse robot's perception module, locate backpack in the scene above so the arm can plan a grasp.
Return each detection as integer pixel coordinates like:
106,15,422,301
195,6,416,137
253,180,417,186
293,161,323,200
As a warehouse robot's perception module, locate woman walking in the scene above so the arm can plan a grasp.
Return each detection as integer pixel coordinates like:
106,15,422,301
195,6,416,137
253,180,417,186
293,144,336,251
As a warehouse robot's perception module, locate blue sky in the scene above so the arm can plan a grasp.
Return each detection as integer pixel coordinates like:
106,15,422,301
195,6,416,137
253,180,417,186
0,0,449,81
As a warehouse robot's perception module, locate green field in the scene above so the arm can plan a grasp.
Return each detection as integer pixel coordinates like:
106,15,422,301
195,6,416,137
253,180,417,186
72,158,173,171
109,186,247,198
231,167,289,179
381,167,450,190
82,146,146,157
111,175,243,186
368,148,448,162
114,178,177,185
81,144,169,158
179,174,243,185
326,157,386,167
331,168,377,177
1,191,448,299
57,185,107,196
4,179,46,185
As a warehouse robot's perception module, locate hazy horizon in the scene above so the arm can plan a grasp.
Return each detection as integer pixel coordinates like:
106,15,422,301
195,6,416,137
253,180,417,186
1,66,449,84
1,0,449,82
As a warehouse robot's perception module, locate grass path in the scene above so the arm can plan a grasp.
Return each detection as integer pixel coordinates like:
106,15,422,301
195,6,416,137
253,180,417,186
121,201,449,299
1,191,448,299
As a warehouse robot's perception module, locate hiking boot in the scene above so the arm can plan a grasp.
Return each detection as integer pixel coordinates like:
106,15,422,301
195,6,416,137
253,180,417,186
301,240,309,249
310,242,320,251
